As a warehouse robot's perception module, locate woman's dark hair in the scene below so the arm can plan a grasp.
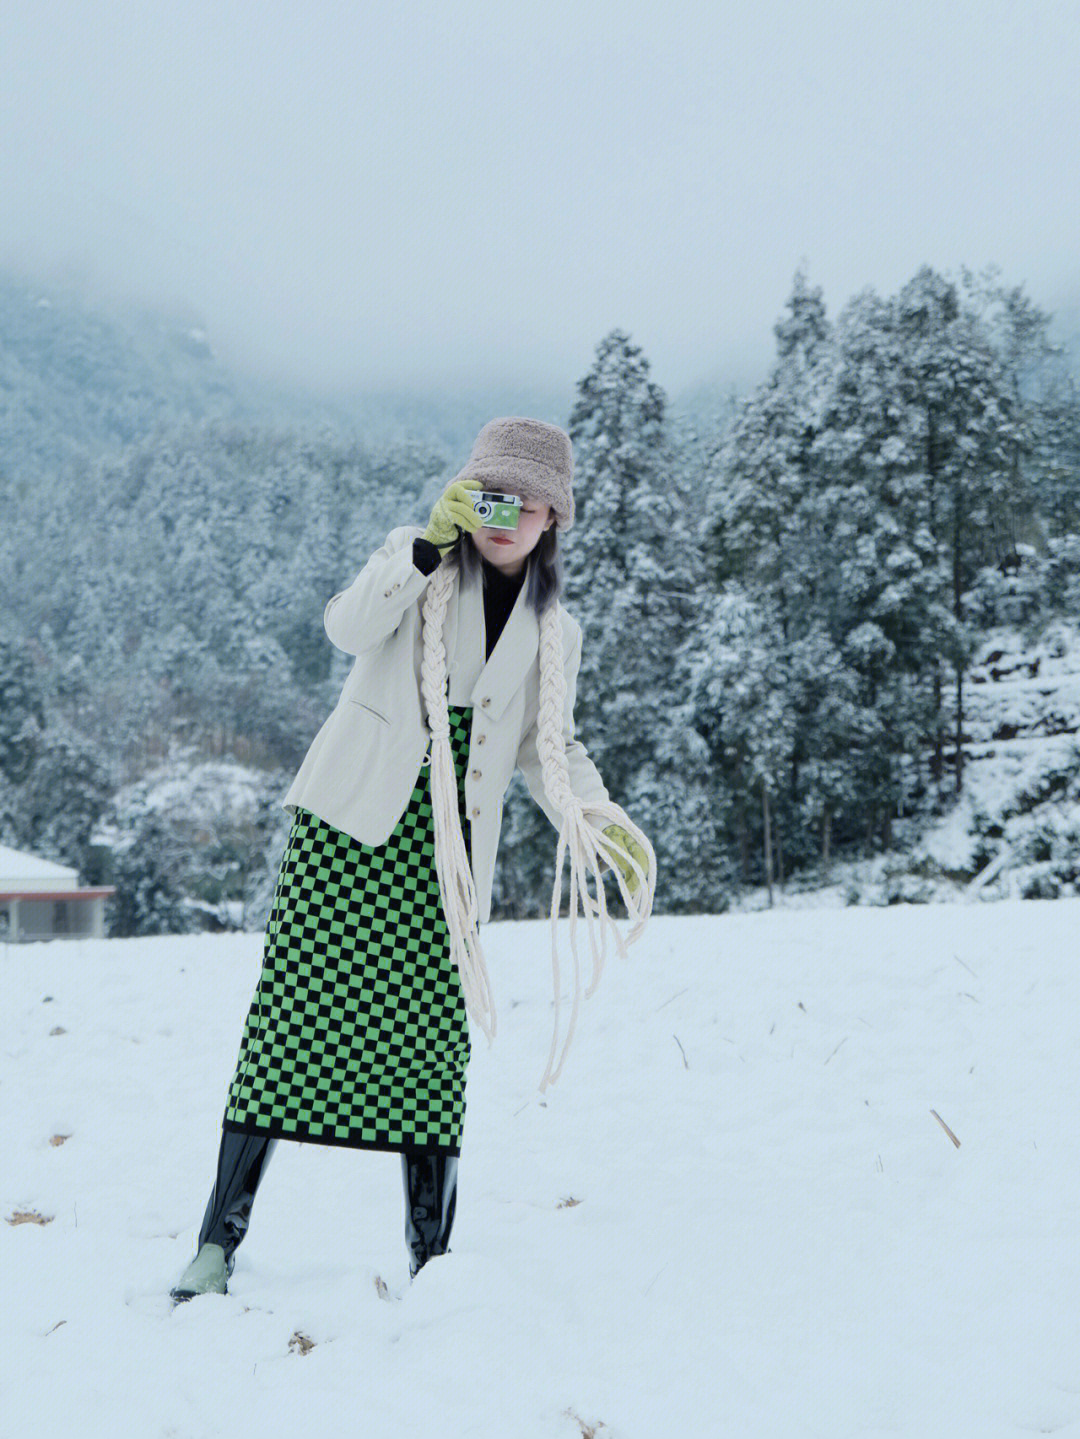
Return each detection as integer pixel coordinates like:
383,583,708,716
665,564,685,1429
449,521,563,618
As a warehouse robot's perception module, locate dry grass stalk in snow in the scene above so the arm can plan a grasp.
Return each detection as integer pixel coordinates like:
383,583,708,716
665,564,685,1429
930,1109,962,1147
564,1409,607,1437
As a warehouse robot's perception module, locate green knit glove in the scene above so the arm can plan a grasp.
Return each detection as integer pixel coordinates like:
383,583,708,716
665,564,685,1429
423,477,485,554
601,823,648,896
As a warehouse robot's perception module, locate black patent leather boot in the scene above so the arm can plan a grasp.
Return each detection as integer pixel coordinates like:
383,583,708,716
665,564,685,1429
402,1151,458,1278
196,1127,278,1279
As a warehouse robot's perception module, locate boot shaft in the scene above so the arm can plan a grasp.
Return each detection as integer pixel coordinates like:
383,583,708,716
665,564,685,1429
402,1151,459,1276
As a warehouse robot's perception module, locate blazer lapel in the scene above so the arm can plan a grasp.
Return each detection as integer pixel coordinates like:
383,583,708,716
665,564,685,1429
446,561,539,719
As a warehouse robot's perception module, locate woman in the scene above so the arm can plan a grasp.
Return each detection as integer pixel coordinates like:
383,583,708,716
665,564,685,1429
170,417,654,1302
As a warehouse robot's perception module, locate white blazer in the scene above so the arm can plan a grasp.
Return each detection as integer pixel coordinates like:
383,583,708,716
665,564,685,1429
280,525,611,924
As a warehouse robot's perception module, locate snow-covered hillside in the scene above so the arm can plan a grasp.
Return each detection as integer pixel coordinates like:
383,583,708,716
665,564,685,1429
735,620,1080,912
4,902,1079,1437
918,620,1080,899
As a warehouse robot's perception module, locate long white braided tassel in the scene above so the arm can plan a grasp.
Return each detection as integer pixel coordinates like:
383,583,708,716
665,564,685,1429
533,600,657,1090
420,557,498,1044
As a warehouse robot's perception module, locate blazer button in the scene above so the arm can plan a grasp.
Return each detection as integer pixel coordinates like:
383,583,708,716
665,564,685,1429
471,769,482,780
472,806,480,817
383,589,391,597
481,696,491,707
477,733,486,744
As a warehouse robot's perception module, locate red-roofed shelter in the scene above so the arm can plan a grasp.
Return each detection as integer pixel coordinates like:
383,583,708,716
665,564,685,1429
0,843,115,942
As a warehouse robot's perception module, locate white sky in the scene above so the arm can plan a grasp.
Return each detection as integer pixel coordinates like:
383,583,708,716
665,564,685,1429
1,0,1078,398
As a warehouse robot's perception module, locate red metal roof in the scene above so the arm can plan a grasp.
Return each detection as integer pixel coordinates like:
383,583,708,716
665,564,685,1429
0,889,116,901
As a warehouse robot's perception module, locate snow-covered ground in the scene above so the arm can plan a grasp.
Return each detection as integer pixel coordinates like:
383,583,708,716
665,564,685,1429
4,900,1080,1438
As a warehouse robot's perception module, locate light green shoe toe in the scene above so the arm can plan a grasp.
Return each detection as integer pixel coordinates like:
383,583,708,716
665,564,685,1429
170,1242,228,1302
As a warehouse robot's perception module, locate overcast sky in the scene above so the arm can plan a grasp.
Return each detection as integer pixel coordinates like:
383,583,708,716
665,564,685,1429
1,0,1078,400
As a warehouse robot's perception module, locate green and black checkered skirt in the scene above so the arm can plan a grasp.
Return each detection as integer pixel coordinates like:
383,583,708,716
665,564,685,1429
222,705,475,1157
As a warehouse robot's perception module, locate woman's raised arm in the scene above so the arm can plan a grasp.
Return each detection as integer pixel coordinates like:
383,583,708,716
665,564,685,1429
323,525,436,656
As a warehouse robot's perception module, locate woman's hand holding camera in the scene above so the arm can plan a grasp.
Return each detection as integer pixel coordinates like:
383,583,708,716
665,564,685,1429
423,478,484,554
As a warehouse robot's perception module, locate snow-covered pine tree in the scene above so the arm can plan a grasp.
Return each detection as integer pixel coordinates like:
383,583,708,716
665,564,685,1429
687,585,795,898
562,329,709,911
698,270,861,883
817,283,947,843
0,636,46,787
891,266,1019,794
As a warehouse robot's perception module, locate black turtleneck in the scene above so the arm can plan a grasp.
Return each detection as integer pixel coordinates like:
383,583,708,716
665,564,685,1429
412,537,526,661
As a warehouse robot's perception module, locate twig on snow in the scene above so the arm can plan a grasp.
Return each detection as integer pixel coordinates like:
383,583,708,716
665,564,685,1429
930,1108,961,1148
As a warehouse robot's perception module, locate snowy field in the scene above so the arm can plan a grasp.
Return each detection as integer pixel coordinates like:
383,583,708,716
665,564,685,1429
3,899,1079,1439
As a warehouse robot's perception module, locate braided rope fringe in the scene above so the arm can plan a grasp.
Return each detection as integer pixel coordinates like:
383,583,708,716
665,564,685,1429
533,600,656,1089
420,558,497,1045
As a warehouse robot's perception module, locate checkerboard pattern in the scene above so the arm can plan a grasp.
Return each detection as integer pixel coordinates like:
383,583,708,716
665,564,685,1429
222,705,474,1156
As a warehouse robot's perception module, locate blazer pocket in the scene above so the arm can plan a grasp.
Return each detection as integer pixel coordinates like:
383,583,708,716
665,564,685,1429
347,699,391,725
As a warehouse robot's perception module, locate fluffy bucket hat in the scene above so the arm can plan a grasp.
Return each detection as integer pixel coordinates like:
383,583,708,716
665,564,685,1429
449,417,576,531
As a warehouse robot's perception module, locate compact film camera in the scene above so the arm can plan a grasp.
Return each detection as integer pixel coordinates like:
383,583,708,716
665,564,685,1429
469,490,523,530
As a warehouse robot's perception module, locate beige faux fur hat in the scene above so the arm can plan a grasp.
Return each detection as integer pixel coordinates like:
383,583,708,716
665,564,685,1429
450,417,576,531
